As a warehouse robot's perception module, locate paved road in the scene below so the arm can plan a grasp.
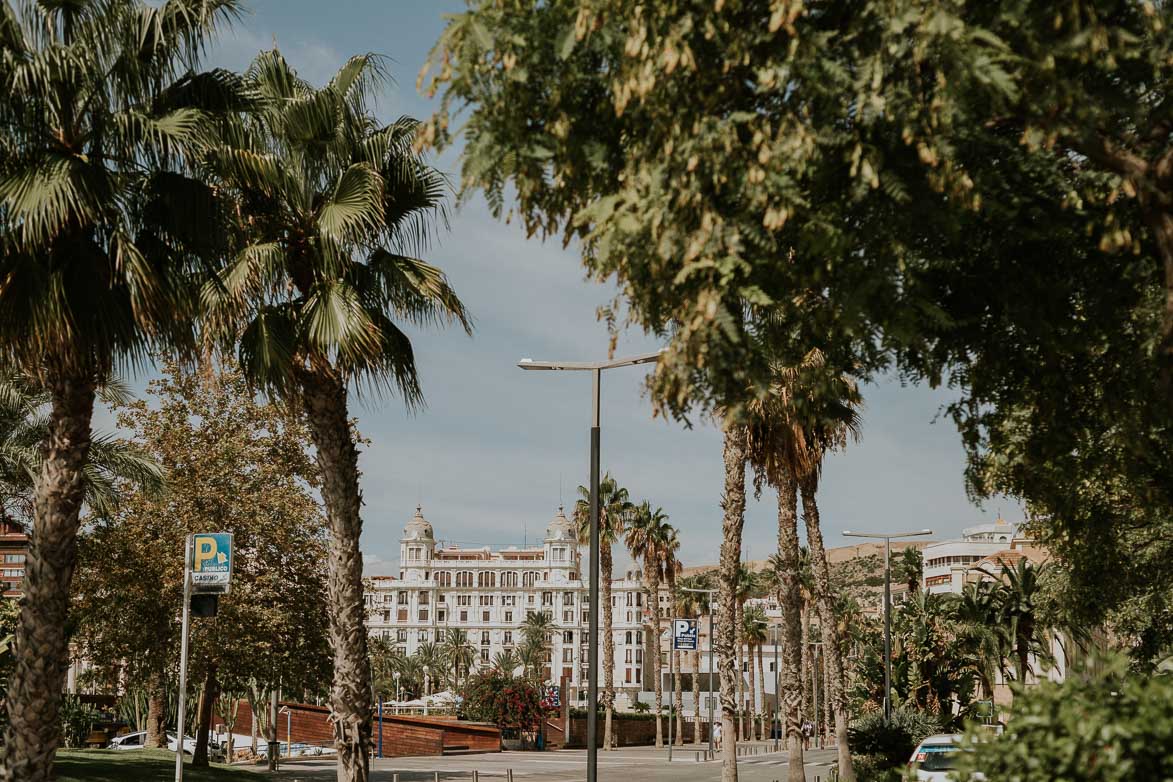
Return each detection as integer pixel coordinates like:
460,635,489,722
259,743,840,782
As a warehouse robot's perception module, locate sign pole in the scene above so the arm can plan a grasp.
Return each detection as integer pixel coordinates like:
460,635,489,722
667,636,673,761
175,535,193,782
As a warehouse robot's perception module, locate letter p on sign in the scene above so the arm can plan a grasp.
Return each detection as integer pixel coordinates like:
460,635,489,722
194,537,217,571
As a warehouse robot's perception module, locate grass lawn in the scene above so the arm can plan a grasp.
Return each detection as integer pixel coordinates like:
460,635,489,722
55,749,258,781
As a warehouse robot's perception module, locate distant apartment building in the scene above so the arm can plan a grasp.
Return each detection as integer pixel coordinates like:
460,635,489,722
922,518,1019,594
0,519,29,597
363,507,653,706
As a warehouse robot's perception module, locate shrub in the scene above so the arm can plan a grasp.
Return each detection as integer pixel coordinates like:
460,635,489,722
631,700,650,714
59,695,97,749
849,706,943,769
852,754,905,782
460,670,548,729
957,657,1173,782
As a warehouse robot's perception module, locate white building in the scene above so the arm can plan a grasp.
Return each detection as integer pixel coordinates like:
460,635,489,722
364,507,652,705
922,518,1018,594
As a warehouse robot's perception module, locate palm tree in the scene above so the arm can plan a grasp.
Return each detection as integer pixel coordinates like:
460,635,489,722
625,501,668,747
440,629,475,689
573,473,632,751
745,349,861,782
521,610,556,681
0,3,242,774
517,637,545,681
742,606,768,741
894,547,924,595
659,525,683,746
205,51,471,781
0,372,163,524
675,573,710,745
414,641,442,699
952,582,1004,701
491,648,520,676
734,564,757,738
998,560,1050,685
714,420,748,782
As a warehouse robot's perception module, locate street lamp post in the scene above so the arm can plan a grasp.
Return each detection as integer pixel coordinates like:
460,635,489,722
842,528,933,724
681,586,718,757
519,349,663,782
393,671,401,715
423,665,430,716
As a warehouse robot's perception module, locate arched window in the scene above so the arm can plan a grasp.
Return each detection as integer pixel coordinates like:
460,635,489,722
437,571,451,587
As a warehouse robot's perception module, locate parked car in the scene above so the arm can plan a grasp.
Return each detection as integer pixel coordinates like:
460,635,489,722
108,731,200,755
907,734,984,781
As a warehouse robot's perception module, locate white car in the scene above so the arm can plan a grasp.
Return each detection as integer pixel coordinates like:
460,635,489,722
907,734,969,781
108,731,199,755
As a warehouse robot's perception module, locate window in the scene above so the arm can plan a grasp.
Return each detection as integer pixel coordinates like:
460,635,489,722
457,595,472,606
397,609,408,622
636,593,643,606
504,611,513,623
418,610,429,622
477,571,496,588
542,592,553,606
383,594,392,604
552,547,565,562
563,592,574,606
523,572,536,587
543,571,549,581
437,571,452,587
418,630,429,642
563,631,574,643
437,610,446,623
635,669,641,684
527,595,535,605
625,668,632,683
636,631,643,644
626,611,632,623
626,592,633,607
480,648,490,663
504,631,513,645
635,650,643,663
482,611,490,623
459,610,468,622
397,592,408,605
419,591,430,605
563,611,573,623
479,595,494,606
625,631,632,645
481,631,490,645
382,611,390,623
408,547,421,561
503,595,516,607
625,650,632,663
502,571,518,588
563,648,574,663
581,594,589,605
397,630,408,642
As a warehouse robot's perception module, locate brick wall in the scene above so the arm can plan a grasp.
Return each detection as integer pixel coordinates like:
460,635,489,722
564,717,713,748
223,701,499,757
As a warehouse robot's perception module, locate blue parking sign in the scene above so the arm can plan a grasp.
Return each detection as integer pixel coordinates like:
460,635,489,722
673,619,698,650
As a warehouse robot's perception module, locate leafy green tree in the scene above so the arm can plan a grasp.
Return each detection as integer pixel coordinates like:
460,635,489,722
70,362,331,763
204,49,470,781
572,472,632,750
957,656,1173,782
422,0,1173,669
0,2,244,773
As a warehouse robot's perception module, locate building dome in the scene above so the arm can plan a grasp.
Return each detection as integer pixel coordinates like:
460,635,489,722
403,506,434,541
545,506,577,542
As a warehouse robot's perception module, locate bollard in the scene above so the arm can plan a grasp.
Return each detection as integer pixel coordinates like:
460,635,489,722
393,775,399,782
434,772,440,782
473,771,479,782
507,770,514,782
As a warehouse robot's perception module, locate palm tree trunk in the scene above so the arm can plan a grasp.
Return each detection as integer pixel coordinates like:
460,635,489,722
193,663,219,768
799,476,855,782
775,475,806,782
692,647,702,745
755,643,765,743
2,369,95,782
746,641,756,741
800,604,811,722
601,543,615,750
736,601,744,739
648,568,663,748
297,364,371,782
716,423,747,782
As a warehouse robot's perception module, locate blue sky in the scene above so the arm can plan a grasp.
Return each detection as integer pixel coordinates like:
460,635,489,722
127,1,1016,573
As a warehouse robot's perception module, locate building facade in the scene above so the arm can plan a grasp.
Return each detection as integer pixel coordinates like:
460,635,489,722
921,518,1018,594
0,519,28,598
363,507,653,705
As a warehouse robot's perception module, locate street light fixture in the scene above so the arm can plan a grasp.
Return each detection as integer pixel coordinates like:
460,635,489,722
842,528,934,724
519,348,664,782
681,586,718,757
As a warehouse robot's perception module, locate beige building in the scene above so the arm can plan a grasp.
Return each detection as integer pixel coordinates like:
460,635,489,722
363,507,653,706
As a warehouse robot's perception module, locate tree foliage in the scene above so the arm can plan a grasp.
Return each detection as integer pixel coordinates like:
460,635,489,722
71,362,332,702
424,0,1173,660
459,669,548,729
